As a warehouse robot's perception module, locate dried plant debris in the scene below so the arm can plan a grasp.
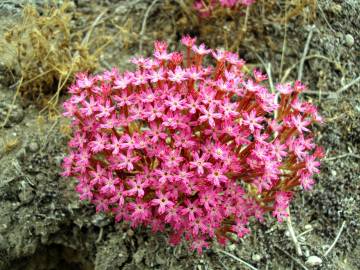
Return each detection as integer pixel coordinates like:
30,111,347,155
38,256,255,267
1,2,110,106
145,0,317,50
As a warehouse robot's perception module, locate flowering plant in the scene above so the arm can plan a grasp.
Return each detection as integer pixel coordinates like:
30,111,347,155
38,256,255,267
62,36,323,253
194,0,256,18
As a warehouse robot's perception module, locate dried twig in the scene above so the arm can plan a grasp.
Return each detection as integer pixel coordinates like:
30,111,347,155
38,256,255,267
297,228,314,238
275,245,309,270
286,208,303,256
324,153,360,162
217,249,258,270
336,76,360,95
96,227,104,243
281,54,343,83
1,77,23,129
139,0,159,52
324,221,346,257
252,52,275,93
279,0,288,79
297,25,316,82
317,2,336,33
81,10,107,46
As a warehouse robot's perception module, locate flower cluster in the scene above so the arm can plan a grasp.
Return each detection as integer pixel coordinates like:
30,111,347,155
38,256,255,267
194,0,256,18
62,36,323,253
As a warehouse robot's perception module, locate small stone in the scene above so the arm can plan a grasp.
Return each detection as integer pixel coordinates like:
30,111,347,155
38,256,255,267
345,34,354,47
27,142,39,153
305,256,322,267
227,244,237,251
126,229,134,237
8,106,24,125
330,4,342,14
15,148,26,161
252,254,262,262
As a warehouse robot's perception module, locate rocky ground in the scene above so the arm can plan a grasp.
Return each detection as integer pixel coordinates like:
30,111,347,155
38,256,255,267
0,0,359,269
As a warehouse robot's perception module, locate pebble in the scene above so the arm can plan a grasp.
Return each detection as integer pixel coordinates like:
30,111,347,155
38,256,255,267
15,148,26,162
126,229,134,237
305,256,323,267
345,34,354,47
252,253,262,262
8,106,24,125
330,4,342,14
27,142,39,153
227,244,237,251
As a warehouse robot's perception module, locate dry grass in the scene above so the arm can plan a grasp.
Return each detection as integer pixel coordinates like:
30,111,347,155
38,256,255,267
148,0,317,51
1,1,111,108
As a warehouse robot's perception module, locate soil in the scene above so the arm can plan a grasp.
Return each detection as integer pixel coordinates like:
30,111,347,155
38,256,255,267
0,1,359,270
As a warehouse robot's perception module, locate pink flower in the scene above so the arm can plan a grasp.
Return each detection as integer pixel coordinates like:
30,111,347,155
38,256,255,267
163,149,184,168
165,94,186,111
291,115,311,133
242,109,264,132
148,67,166,83
299,170,315,190
181,200,202,221
151,191,175,214
192,43,212,56
80,96,98,116
189,152,212,175
207,166,228,186
199,105,222,128
304,155,320,174
146,122,167,143
231,219,250,238
117,150,140,171
181,35,197,47
89,133,108,153
276,83,293,95
126,175,149,198
168,66,187,83
63,36,322,253
96,99,114,119
129,199,151,222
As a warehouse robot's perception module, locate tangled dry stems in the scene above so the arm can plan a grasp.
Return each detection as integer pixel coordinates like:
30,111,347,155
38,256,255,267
1,2,110,108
